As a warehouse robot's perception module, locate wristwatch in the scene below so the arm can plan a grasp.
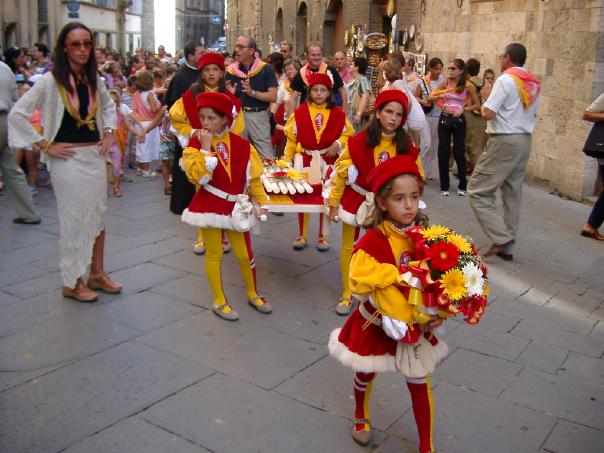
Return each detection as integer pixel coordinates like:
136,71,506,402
103,127,114,134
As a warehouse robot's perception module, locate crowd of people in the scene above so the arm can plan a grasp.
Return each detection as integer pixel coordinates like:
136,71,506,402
1,20,602,452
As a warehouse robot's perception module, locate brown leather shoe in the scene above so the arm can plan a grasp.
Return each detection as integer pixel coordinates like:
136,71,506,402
483,241,514,261
88,274,123,294
62,286,99,303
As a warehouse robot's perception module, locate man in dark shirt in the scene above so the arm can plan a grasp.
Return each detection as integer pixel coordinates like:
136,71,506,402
287,41,347,113
225,35,278,159
165,40,203,215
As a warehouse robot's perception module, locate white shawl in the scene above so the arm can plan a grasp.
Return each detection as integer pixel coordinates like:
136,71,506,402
7,72,116,149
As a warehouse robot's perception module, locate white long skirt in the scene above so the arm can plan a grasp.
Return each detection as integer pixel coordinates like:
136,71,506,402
48,144,107,288
135,122,160,163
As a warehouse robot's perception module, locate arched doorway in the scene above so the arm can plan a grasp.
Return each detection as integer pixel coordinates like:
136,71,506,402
275,8,283,44
323,0,344,55
296,2,308,56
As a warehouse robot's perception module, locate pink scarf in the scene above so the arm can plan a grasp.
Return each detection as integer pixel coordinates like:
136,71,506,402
503,67,541,109
226,58,266,79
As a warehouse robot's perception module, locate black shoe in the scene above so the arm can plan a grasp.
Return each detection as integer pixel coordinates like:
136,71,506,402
13,217,41,225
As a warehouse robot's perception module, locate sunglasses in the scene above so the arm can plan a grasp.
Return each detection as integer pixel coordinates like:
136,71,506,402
66,40,94,50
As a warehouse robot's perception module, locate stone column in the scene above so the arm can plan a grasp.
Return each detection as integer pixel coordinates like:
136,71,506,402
141,0,155,52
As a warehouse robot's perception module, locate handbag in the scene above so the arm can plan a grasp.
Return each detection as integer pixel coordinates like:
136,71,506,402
583,122,604,158
395,335,449,378
231,194,256,232
440,112,464,130
418,78,434,114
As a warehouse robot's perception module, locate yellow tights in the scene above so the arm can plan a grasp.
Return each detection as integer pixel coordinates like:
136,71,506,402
202,228,257,306
340,223,360,300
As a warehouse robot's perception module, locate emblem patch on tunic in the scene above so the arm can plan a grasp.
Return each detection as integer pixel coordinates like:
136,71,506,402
398,252,412,273
215,142,229,165
314,113,324,130
378,151,390,164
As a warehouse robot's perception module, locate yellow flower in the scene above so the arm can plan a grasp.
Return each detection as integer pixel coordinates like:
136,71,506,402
482,281,490,297
447,233,472,254
421,225,451,241
287,169,302,179
440,268,467,301
275,159,290,168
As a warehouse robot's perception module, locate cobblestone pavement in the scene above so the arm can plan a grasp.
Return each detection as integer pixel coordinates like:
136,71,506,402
0,170,603,453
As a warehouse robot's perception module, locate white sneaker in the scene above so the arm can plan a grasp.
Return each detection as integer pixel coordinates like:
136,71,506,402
142,170,158,178
440,190,450,197
457,189,467,196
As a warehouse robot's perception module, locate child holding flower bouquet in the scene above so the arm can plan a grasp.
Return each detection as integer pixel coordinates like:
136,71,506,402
328,155,449,452
283,72,354,251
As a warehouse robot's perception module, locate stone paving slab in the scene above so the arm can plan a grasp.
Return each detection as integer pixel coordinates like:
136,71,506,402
389,381,557,453
0,341,212,453
0,262,52,287
149,273,243,308
275,355,412,432
500,367,604,431
0,239,58,272
470,309,521,333
558,351,604,386
543,419,604,453
433,349,523,397
105,262,186,295
515,340,569,374
142,372,375,453
137,311,326,390
104,242,177,273
0,290,22,307
63,416,210,453
443,323,530,361
2,270,64,300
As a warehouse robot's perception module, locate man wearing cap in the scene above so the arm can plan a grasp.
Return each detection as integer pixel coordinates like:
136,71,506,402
165,40,204,215
287,41,347,114
469,43,541,261
225,35,278,160
0,59,41,224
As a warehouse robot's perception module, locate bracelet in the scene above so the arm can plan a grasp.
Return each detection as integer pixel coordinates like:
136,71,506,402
252,90,257,97
355,112,362,116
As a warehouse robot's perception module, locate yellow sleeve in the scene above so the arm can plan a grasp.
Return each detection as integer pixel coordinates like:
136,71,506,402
336,117,355,149
181,146,213,185
248,145,270,205
231,110,245,136
283,114,298,163
416,154,425,179
328,145,353,207
350,249,419,324
168,98,193,139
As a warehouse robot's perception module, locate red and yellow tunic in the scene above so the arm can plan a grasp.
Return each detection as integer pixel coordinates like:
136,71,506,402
169,86,245,149
283,102,354,167
328,131,424,226
328,222,440,373
180,130,268,231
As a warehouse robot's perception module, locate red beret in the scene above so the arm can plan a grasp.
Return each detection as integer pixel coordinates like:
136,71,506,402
366,154,423,193
196,91,233,126
198,52,225,70
307,72,333,90
374,89,410,125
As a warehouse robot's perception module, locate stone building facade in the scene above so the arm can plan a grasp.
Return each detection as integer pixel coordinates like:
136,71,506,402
184,0,224,48
1,0,150,55
226,0,604,200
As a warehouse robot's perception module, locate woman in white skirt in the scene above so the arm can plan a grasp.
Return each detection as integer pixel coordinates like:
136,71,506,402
8,22,121,302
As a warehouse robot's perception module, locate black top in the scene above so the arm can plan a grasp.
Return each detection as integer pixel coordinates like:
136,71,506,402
225,62,278,108
164,64,200,108
54,82,100,143
290,65,344,105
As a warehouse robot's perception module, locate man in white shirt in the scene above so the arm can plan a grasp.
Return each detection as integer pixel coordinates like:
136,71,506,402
468,43,541,261
0,60,41,224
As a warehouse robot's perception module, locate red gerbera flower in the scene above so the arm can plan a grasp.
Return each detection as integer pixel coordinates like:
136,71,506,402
427,241,460,272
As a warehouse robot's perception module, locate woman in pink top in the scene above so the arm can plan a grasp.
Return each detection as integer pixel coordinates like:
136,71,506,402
428,59,480,196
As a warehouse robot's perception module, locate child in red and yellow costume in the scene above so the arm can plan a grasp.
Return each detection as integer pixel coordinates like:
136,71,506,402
180,91,270,321
328,90,424,315
169,52,245,255
283,72,354,251
328,155,448,452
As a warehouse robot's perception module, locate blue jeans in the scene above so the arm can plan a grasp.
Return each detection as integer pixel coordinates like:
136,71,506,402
587,164,604,229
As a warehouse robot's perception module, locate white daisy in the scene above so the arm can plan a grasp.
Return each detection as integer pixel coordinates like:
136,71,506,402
462,262,484,296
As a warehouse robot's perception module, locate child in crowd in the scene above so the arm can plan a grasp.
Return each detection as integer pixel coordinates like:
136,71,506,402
180,92,271,321
14,83,42,193
108,88,144,196
328,154,448,452
132,71,162,177
284,72,354,251
328,90,424,315
159,110,175,195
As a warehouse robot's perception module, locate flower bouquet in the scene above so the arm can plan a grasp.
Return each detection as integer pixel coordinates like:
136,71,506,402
404,225,489,324
261,159,314,195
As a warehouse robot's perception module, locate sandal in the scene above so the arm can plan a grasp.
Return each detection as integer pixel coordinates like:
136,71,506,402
87,274,123,294
351,418,372,446
248,295,272,314
212,303,239,321
335,297,353,316
113,187,123,197
580,229,604,241
62,286,98,303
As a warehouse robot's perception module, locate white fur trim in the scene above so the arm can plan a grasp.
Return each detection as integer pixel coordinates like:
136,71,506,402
178,134,189,148
328,328,397,373
181,208,254,231
337,205,359,227
205,156,218,172
382,316,409,340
